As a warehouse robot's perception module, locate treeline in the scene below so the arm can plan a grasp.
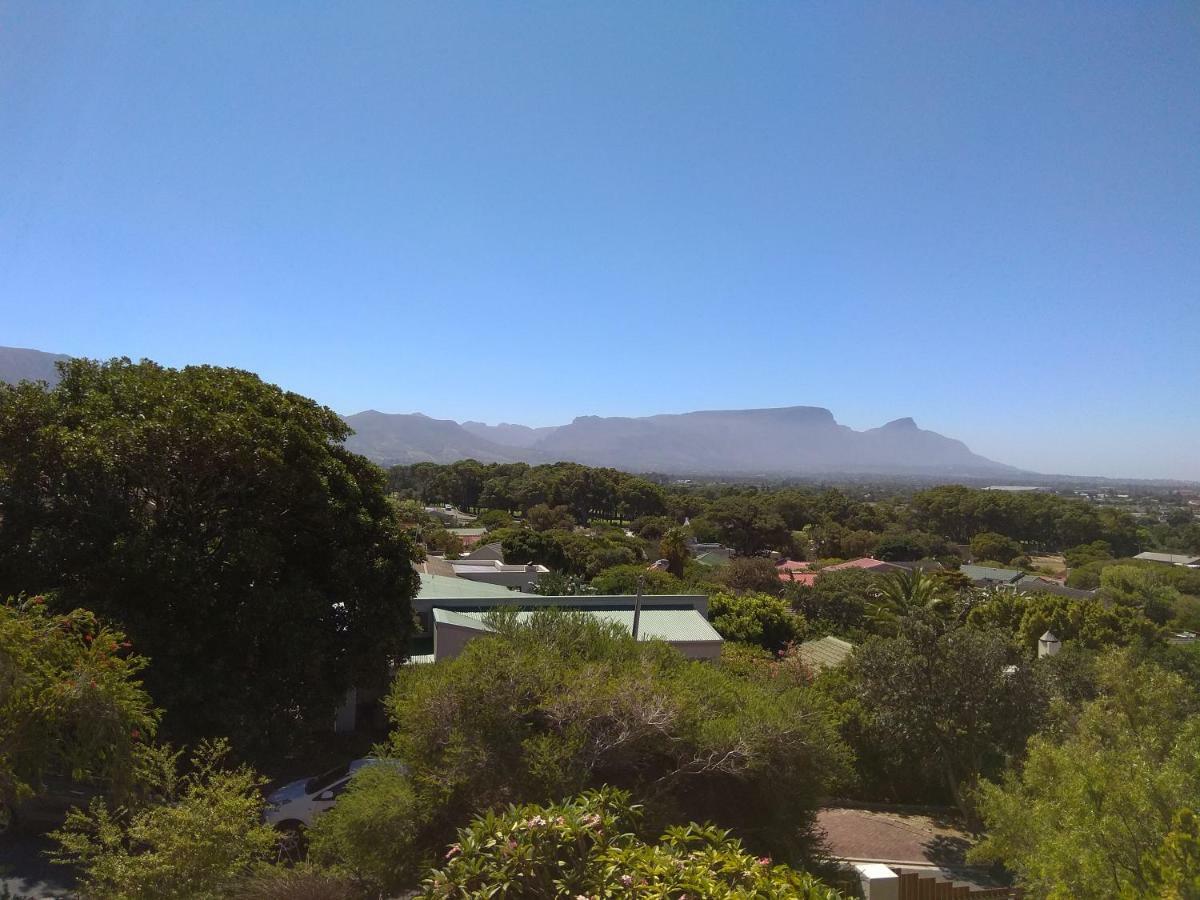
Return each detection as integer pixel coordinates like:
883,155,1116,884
388,461,1148,558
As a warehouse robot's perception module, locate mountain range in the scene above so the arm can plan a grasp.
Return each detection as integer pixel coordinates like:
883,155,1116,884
341,407,1015,475
0,347,1016,476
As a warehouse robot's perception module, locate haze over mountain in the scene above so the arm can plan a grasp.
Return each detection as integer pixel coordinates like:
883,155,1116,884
0,346,1013,476
0,347,69,387
344,406,1017,476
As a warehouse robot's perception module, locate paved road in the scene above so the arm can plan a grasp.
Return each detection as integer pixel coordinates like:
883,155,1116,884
0,835,76,899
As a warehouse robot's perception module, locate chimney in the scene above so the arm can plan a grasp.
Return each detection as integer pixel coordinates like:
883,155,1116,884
1038,630,1061,658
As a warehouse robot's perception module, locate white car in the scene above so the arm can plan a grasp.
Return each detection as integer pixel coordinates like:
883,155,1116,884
264,758,398,831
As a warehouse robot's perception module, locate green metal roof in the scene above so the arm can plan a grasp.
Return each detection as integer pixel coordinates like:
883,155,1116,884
959,564,1024,583
694,551,731,568
417,573,537,600
798,636,854,671
442,608,722,644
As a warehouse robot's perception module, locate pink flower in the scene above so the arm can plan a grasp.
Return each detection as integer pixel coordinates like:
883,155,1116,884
757,856,771,866
620,875,633,886
445,843,460,859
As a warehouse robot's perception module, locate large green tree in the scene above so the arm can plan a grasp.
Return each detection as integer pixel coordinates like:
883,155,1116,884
972,653,1200,898
0,359,420,750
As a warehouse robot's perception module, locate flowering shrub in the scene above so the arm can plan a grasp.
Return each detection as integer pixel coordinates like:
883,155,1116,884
421,788,842,899
0,595,158,816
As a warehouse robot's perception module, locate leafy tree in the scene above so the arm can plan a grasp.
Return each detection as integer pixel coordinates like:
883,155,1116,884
786,569,878,635
1063,540,1113,569
874,531,944,562
969,532,1023,565
525,503,576,532
714,556,786,596
1140,808,1200,898
972,653,1200,897
631,515,676,542
709,592,806,652
706,496,790,556
853,612,1041,819
0,359,420,751
474,508,514,530
591,565,686,595
420,789,842,899
658,527,690,578
1,597,158,828
350,611,848,877
51,739,277,900
1100,564,1182,624
966,589,1158,651
867,569,951,633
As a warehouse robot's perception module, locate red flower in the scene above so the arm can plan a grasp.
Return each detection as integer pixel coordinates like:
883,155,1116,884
131,728,142,740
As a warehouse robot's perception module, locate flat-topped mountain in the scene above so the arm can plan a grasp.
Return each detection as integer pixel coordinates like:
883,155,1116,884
346,405,1016,475
1,348,1014,476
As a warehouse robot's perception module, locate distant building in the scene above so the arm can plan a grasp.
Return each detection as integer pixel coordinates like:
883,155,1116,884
1134,551,1200,567
450,558,548,590
448,527,488,547
460,541,505,562
424,505,478,526
1013,574,1095,599
409,578,719,663
959,564,1025,586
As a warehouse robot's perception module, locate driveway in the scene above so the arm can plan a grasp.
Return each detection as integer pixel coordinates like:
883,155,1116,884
0,835,76,899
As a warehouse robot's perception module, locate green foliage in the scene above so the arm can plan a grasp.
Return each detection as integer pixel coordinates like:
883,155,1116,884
705,496,790,556
0,359,419,751
852,612,1041,818
1100,564,1182,624
966,589,1158,651
364,611,848,878
786,568,879,636
912,484,1140,554
420,789,842,899
713,556,786,595
873,530,945,562
525,503,576,532
51,739,277,900
658,527,690,578
867,569,952,633
0,596,158,814
972,652,1200,898
1140,808,1200,898
475,508,515,530
307,763,426,891
709,592,805,652
591,565,686,595
969,531,1023,565
1062,540,1113,569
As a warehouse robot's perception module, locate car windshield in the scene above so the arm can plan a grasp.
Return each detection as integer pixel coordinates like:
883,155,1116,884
304,764,351,796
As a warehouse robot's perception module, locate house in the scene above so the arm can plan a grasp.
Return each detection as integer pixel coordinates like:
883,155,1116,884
450,558,548,590
461,541,505,562
1134,551,1200,567
448,527,488,548
798,636,854,672
424,505,478,527
409,579,720,662
825,557,904,574
959,564,1024,586
1012,575,1096,600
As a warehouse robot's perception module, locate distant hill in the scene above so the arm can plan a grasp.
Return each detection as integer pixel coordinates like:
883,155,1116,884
1,346,1016,476
0,346,71,386
342,411,537,466
345,405,1017,476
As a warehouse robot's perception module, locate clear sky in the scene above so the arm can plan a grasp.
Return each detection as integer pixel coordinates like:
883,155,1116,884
2,3,1197,479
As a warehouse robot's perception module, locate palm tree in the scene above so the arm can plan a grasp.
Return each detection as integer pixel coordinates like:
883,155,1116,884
868,568,951,631
659,527,691,578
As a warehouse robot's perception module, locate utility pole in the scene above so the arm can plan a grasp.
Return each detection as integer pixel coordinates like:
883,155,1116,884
632,574,644,641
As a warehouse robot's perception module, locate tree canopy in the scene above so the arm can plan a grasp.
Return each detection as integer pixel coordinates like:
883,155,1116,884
0,359,420,751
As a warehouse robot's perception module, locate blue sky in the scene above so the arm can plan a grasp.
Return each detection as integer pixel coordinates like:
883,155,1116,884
2,3,1197,479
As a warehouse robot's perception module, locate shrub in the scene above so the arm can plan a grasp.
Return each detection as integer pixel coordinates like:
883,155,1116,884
709,591,806,652
420,789,843,899
51,740,277,900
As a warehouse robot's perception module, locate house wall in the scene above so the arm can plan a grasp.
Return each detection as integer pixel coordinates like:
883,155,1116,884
434,623,491,661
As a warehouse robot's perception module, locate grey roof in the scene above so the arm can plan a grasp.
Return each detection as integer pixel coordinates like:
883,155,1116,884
440,608,723,644
1014,575,1095,600
694,551,731,567
448,527,488,537
417,573,536,600
1134,552,1200,566
1039,631,1060,643
960,564,1024,584
798,636,855,671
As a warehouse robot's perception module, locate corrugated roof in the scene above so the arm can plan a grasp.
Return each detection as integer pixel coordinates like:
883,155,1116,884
798,636,854,671
417,573,537,600
445,608,722,644
960,564,1024,583
1135,552,1200,565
